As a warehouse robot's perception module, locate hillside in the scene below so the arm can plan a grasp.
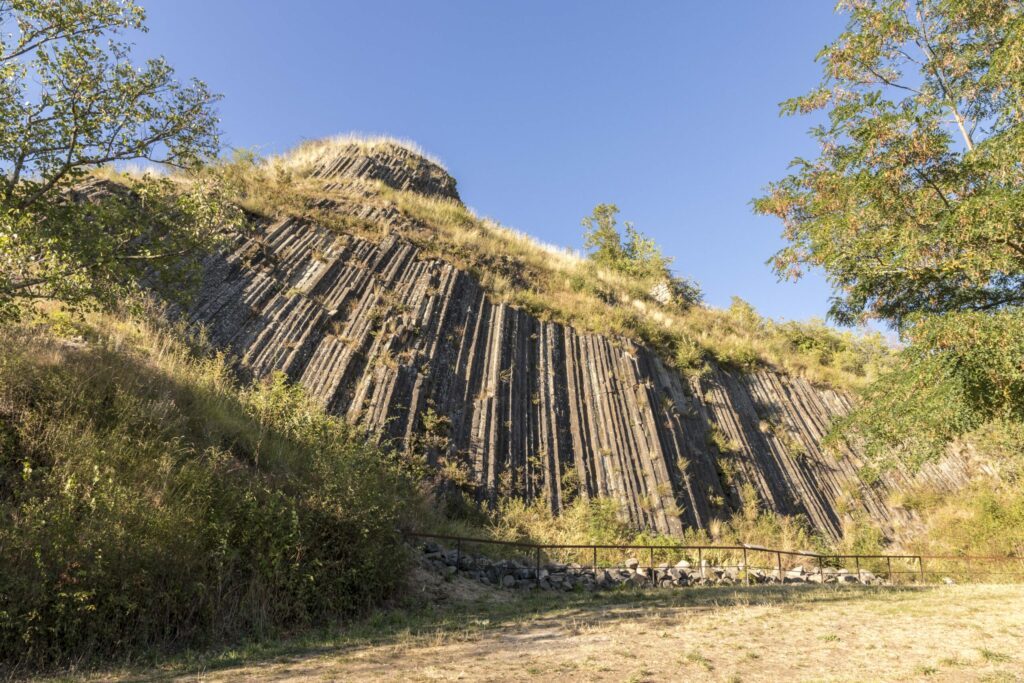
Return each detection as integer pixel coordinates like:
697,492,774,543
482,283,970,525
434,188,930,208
176,137,985,540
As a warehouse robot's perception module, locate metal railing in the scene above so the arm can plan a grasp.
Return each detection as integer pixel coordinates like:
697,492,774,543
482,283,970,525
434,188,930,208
408,531,1024,586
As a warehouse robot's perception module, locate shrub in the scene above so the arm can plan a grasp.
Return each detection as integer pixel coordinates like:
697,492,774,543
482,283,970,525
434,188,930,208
835,310,1024,466
0,313,414,670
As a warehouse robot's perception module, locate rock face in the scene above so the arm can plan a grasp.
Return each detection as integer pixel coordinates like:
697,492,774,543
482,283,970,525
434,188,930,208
305,141,459,202
184,143,973,539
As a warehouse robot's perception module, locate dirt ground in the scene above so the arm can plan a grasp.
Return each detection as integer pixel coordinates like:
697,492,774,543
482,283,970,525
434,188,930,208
136,582,1024,683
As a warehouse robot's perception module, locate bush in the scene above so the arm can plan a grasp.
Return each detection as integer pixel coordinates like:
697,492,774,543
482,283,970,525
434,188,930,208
0,313,414,670
835,310,1024,466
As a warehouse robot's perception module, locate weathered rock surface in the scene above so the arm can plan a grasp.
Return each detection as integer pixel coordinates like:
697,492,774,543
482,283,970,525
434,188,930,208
307,141,459,202
183,144,975,539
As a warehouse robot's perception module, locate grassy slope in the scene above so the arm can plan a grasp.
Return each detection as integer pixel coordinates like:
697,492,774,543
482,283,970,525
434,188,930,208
0,310,416,671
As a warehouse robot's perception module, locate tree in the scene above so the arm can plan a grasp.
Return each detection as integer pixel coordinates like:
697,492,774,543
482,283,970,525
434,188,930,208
0,0,236,320
580,203,702,305
756,1,1024,465
754,0,1024,328
832,309,1024,464
581,203,671,279
581,203,627,269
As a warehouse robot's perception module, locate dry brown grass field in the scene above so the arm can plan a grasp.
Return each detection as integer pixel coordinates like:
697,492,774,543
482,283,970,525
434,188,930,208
81,581,1024,683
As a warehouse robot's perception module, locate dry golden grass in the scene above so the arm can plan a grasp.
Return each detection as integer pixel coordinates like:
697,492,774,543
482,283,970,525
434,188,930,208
99,584,1024,682
273,134,448,173
93,135,893,390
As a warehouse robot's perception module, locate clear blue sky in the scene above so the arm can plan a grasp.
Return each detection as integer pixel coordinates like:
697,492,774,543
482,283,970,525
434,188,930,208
137,1,848,324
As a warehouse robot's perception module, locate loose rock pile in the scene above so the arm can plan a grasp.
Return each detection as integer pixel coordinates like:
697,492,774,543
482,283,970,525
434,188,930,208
418,541,886,591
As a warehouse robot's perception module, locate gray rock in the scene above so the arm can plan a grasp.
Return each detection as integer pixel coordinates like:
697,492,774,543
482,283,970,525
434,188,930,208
501,574,516,588
628,573,649,588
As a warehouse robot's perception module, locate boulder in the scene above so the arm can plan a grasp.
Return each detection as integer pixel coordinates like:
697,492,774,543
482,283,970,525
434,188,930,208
628,573,649,588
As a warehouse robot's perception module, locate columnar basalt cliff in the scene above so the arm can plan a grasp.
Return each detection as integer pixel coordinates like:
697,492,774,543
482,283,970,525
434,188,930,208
186,143,974,539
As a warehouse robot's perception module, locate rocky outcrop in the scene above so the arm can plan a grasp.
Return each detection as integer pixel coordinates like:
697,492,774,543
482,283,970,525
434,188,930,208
183,145,974,540
306,141,459,202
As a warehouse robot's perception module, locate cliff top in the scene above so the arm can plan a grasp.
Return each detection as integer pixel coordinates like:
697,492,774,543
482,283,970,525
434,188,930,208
275,135,460,202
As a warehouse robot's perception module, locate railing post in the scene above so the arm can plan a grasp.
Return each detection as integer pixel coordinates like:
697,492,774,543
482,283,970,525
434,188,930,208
919,556,925,584
818,554,824,583
855,556,861,584
593,546,597,574
743,547,749,586
887,556,892,584
535,546,541,587
698,548,704,580
649,546,655,585
777,551,783,584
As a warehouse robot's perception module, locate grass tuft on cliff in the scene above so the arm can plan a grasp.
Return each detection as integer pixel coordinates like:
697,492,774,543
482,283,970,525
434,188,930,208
0,308,415,672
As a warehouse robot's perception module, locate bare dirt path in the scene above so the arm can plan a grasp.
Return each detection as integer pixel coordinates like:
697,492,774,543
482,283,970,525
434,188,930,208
139,583,1024,683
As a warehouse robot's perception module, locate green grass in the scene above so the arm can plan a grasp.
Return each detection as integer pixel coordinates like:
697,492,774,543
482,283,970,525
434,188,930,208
684,648,714,671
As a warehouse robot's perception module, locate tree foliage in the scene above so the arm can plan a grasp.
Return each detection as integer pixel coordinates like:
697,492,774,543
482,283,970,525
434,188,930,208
833,309,1024,464
0,0,236,320
581,203,701,304
757,1,1024,467
754,0,1024,328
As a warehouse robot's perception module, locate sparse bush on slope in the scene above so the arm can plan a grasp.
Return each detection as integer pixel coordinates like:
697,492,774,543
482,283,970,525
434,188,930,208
0,311,414,670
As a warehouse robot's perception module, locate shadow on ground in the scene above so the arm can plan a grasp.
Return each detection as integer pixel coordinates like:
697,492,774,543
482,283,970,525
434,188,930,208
112,583,939,682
